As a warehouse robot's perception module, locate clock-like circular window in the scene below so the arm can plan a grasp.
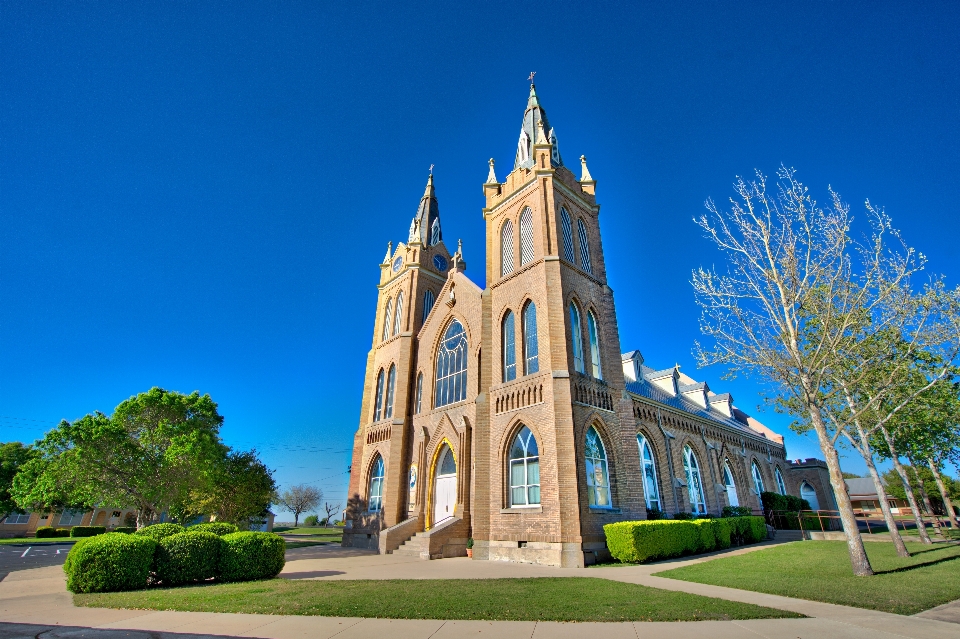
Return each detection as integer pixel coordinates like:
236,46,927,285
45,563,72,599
392,256,403,272
433,254,448,272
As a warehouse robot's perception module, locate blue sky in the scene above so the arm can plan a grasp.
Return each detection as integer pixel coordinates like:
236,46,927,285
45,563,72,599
2,2,958,520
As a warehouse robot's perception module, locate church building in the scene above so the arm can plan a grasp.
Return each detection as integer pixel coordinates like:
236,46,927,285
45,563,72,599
342,82,829,567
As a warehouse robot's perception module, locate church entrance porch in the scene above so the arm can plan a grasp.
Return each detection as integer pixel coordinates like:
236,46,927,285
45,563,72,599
431,443,457,528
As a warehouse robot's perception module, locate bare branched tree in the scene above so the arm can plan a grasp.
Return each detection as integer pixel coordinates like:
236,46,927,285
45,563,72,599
277,484,322,527
691,166,938,576
323,501,342,524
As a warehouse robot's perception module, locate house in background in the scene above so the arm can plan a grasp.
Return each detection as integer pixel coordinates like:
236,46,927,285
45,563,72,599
845,477,907,515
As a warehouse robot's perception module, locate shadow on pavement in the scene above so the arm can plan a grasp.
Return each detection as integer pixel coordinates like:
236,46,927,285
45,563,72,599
279,570,347,579
0,623,246,639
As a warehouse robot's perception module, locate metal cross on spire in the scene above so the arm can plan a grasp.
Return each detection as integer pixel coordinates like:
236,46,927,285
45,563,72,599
429,164,434,174
528,71,536,83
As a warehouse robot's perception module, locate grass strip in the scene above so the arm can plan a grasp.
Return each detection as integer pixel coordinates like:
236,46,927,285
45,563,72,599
656,540,960,615
75,577,802,622
0,538,77,545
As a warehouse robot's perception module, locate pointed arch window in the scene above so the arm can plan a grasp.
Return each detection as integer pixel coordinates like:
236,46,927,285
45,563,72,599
587,310,602,379
368,455,385,512
800,481,820,510
517,129,530,164
430,218,441,246
683,445,706,514
637,434,661,511
775,467,787,495
560,207,575,263
373,369,385,421
577,219,592,273
502,311,516,382
500,220,515,277
523,301,539,375
519,207,535,265
393,292,404,336
585,427,611,508
509,426,540,506
423,290,435,324
384,364,396,419
381,298,393,342
415,372,423,414
569,302,584,374
751,462,765,499
435,320,468,407
723,461,739,507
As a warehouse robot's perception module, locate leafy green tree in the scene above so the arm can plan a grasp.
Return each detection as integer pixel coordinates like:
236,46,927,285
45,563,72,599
0,442,35,522
12,388,226,528
187,450,276,527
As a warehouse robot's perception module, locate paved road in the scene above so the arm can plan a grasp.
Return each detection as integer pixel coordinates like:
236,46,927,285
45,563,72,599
0,622,241,639
0,544,73,580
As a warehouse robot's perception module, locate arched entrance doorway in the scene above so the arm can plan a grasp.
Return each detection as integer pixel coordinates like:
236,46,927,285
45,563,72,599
800,481,820,510
432,443,457,527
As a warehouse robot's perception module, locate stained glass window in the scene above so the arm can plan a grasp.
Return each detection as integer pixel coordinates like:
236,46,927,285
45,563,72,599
509,426,540,506
523,301,539,375
423,290,435,324
569,303,584,374
585,427,611,508
752,462,765,498
587,310,602,379
775,467,787,495
560,207,575,263
368,455,385,512
373,369,384,421
502,311,516,382
384,364,396,419
435,320,468,407
683,445,706,514
637,435,660,511
577,218,592,273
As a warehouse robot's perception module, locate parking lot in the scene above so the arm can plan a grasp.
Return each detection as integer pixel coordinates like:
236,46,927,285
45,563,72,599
0,543,73,580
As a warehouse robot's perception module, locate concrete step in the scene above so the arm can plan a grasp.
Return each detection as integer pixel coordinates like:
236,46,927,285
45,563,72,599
775,529,804,541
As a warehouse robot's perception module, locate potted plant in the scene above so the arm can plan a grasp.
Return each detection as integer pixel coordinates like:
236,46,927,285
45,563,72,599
466,537,474,558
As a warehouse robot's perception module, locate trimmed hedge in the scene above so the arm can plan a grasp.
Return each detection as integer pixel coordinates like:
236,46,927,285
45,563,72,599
70,526,106,538
604,516,767,563
761,491,810,513
133,523,185,541
113,526,135,534
219,532,286,582
64,533,156,593
36,526,70,538
155,531,224,586
189,522,239,536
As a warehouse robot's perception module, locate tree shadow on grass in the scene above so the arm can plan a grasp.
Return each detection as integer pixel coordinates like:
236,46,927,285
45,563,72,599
875,554,960,575
904,543,960,557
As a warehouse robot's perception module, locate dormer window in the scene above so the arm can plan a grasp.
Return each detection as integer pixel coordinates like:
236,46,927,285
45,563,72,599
430,218,441,246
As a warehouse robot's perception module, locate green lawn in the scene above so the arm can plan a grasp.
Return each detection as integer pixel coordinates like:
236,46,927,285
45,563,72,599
656,541,960,615
75,577,802,622
284,540,329,549
0,537,76,545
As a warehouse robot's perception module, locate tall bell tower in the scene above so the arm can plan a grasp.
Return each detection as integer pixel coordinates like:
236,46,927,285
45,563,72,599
472,81,646,567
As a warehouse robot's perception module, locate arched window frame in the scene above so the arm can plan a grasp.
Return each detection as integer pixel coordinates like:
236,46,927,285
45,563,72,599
637,434,661,511
585,426,612,508
775,467,787,495
384,364,396,419
577,218,592,273
683,444,707,515
415,372,423,414
430,218,441,246
569,302,584,374
587,309,602,379
800,481,820,510
434,320,468,408
500,220,515,277
373,369,385,421
751,461,765,498
393,291,404,336
522,301,539,375
508,425,541,507
368,455,385,512
381,298,393,342
422,290,435,324
560,207,575,263
519,207,535,265
502,311,516,382
722,460,739,507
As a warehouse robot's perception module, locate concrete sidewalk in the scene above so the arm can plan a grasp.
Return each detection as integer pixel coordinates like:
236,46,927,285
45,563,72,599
1,543,958,639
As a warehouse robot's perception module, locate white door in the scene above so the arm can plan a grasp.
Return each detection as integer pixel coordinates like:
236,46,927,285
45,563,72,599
433,476,457,525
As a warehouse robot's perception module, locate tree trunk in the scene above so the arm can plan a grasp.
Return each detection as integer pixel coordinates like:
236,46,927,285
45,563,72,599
909,459,943,539
928,457,959,530
807,401,873,575
294,511,300,527
860,441,910,556
880,427,932,544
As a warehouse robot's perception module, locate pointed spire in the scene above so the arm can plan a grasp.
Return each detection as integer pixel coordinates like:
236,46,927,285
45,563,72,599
514,78,562,170
580,155,594,182
383,241,393,264
409,171,441,246
486,158,497,184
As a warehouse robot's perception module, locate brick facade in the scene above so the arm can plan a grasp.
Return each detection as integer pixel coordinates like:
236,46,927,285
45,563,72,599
342,84,829,566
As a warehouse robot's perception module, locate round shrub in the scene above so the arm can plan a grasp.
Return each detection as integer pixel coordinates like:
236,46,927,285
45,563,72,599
64,532,156,593
112,526,135,534
70,525,106,538
36,526,58,538
219,532,285,582
189,522,239,536
133,523,184,541
155,531,224,586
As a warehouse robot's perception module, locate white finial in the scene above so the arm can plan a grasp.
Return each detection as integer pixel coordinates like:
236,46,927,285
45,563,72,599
580,155,594,182
383,241,393,264
535,117,548,144
486,158,497,184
